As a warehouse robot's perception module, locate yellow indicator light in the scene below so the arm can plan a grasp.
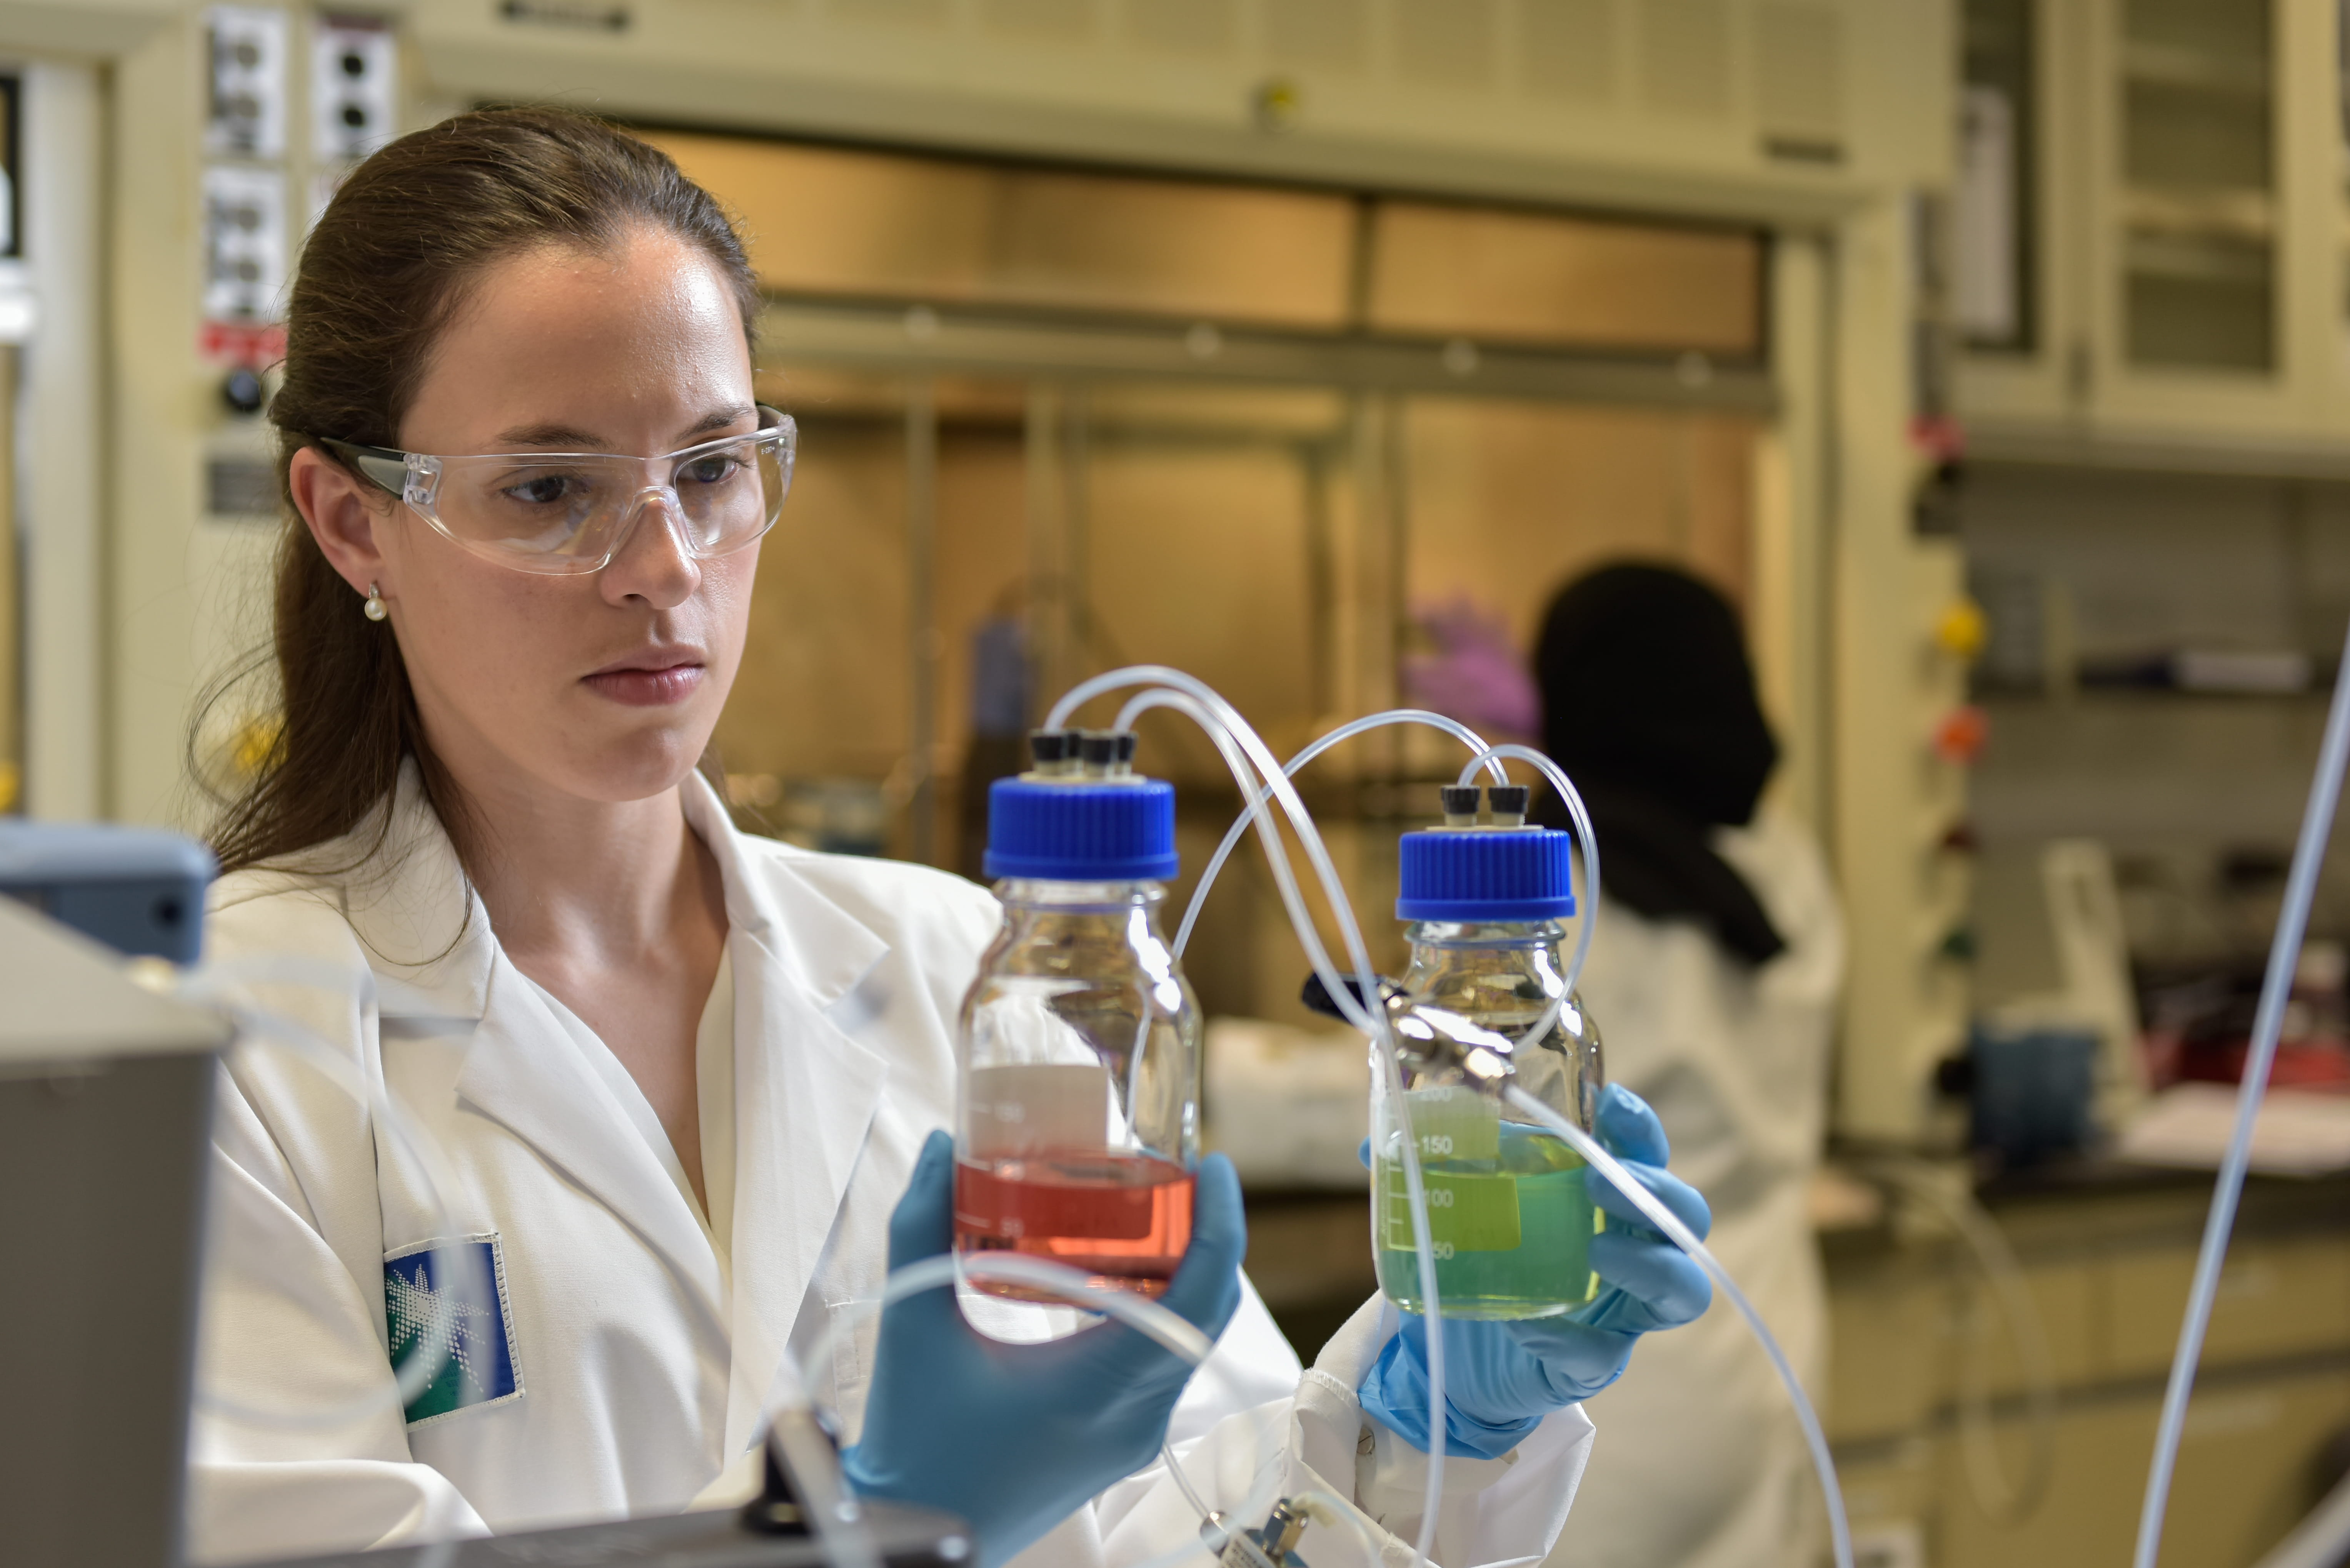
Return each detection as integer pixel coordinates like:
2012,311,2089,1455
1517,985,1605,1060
1935,599,1988,662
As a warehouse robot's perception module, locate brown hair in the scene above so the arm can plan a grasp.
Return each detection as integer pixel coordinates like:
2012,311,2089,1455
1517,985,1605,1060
199,107,761,877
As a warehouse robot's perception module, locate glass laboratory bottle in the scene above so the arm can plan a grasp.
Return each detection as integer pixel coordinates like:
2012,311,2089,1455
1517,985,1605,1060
954,732,1201,1301
1373,787,1605,1319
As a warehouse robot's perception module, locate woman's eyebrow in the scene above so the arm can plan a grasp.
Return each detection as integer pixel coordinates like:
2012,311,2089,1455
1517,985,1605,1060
482,406,758,452
487,421,612,450
676,404,759,443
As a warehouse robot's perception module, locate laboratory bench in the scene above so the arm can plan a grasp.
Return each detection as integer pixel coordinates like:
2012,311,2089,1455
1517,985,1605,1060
1241,1161,2350,1568
1826,1158,2350,1568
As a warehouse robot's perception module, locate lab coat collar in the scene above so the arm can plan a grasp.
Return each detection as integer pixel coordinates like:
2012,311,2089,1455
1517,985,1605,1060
677,771,896,1457
676,770,889,1007
339,765,895,1021
336,764,495,1023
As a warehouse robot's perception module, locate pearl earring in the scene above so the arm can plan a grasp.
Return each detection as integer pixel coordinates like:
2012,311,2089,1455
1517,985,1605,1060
363,582,387,622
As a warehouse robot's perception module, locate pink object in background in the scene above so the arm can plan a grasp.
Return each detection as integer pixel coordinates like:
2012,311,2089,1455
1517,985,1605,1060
1402,598,1541,737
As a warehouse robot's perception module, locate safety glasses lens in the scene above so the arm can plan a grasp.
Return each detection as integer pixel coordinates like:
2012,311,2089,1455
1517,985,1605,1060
429,428,794,575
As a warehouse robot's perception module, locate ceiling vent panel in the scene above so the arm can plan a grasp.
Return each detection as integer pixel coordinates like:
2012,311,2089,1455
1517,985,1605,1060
977,0,1098,41
1264,0,1371,73
1126,0,1239,56
1637,0,1732,119
1394,0,1498,91
831,0,953,27
1520,0,1619,105
1755,2,1845,161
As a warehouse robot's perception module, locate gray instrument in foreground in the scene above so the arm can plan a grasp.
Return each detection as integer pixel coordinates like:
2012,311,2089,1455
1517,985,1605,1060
0,895,228,1568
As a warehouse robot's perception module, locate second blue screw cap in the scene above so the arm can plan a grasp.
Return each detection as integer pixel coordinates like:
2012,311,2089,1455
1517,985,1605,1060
1396,826,1576,921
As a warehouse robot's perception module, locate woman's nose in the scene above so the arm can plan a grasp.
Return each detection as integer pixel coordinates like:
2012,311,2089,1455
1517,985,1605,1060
599,489,701,608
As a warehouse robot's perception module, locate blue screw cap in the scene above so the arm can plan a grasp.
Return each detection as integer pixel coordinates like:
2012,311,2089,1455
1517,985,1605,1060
1396,827,1576,922
984,777,1179,883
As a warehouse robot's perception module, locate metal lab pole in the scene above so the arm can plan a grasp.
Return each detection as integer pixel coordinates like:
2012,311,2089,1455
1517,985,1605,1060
906,380,939,866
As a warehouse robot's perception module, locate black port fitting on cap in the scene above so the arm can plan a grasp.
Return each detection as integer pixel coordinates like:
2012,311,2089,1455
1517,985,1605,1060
1439,785,1482,826
1488,785,1531,825
1110,732,1138,776
1079,732,1118,773
1029,730,1072,773
1301,970,1404,1022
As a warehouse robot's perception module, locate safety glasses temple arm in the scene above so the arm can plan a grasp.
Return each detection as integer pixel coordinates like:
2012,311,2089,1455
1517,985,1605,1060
314,436,412,498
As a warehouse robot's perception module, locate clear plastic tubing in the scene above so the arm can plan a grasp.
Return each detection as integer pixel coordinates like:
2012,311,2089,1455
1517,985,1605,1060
1070,682,1448,1566
1116,690,1369,1015
1499,1084,1854,1568
1045,670,1449,1568
1112,690,1451,1564
1453,743,1603,1005
1165,708,1511,960
2132,615,2350,1568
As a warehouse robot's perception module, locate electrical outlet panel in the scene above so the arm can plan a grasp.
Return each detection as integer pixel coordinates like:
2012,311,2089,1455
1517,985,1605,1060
202,165,287,323
312,16,397,165
205,5,289,161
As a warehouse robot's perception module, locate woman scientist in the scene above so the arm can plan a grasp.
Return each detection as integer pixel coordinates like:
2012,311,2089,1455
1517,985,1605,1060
1529,565,1845,1568
190,108,1710,1568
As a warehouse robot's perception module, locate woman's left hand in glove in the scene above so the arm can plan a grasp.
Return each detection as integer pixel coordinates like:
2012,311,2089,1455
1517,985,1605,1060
1357,1083,1713,1458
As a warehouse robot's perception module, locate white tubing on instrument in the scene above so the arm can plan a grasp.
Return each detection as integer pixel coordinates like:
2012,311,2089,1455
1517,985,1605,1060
1157,1435,1219,1536
1168,708,1508,960
2132,616,2350,1568
1500,1084,1854,1568
1044,668,1448,1568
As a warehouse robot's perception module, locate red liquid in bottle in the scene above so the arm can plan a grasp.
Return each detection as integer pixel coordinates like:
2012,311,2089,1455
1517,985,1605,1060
954,1153,1195,1301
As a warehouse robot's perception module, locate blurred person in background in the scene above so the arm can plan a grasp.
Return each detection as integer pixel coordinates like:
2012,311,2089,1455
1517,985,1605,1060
1405,561,1844,1567
1531,562,1844,1568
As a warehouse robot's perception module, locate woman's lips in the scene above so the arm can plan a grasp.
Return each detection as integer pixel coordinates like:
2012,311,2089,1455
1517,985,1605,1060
583,660,706,707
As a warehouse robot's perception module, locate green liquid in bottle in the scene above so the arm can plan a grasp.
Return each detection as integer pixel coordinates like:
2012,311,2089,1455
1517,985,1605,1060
1375,1118,1601,1320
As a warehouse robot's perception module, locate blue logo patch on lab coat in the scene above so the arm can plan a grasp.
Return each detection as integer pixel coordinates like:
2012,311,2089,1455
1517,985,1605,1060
384,1233,522,1427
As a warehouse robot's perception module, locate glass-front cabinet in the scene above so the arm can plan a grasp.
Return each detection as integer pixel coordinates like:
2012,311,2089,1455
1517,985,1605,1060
1956,0,2350,444
2117,0,2275,375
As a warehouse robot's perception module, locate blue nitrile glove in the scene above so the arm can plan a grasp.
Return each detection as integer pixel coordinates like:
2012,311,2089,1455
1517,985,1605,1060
1357,1083,1713,1458
841,1131,1246,1566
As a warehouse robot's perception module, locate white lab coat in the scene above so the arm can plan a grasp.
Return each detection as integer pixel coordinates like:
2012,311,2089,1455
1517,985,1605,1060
1549,812,1845,1568
190,767,1596,1566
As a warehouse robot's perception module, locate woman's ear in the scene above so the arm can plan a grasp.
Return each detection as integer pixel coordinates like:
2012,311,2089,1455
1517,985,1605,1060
288,445,392,597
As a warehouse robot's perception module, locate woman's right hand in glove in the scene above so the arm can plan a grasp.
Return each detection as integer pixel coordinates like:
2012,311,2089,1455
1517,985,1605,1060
841,1131,1247,1568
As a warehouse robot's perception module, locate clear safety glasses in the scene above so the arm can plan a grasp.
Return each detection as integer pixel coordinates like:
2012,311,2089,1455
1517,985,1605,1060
316,406,798,577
